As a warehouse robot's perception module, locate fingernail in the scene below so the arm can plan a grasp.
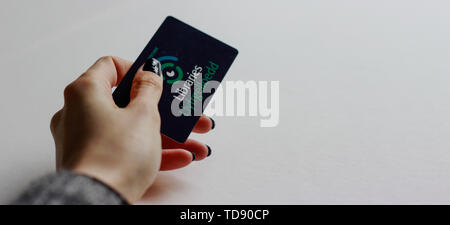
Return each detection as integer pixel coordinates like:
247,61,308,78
191,152,196,161
207,145,212,157
209,117,215,130
143,58,162,76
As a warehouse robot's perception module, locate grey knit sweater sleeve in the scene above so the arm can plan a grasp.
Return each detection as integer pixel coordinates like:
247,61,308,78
11,171,129,205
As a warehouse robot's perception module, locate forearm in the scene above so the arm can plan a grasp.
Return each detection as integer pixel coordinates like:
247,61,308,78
11,170,129,205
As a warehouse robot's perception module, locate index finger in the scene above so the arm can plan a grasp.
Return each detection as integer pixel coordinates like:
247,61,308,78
83,56,132,89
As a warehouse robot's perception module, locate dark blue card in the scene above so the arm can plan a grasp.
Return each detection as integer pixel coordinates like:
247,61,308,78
113,16,238,143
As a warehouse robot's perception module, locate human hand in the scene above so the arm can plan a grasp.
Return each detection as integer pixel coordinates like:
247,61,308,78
160,114,214,171
50,56,214,203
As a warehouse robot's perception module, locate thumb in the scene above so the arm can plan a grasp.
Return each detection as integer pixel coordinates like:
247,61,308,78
129,58,163,110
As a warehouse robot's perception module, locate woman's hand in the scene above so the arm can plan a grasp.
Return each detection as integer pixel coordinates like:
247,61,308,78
160,115,214,171
50,56,214,204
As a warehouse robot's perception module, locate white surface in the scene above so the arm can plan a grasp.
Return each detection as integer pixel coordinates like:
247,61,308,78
1,0,450,204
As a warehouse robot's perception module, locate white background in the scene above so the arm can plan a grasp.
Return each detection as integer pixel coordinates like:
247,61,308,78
1,0,450,204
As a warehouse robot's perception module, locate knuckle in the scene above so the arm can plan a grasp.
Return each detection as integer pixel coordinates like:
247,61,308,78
77,76,99,88
64,76,98,100
50,117,56,132
50,110,62,133
133,73,162,91
63,82,78,100
97,55,113,64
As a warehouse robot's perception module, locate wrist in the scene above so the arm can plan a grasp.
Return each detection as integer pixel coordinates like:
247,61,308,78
72,160,147,203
